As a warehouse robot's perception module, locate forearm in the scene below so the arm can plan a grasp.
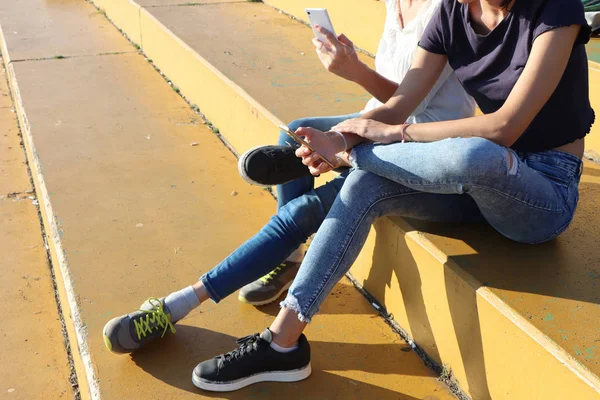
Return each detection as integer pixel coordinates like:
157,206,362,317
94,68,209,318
351,62,399,104
403,112,511,146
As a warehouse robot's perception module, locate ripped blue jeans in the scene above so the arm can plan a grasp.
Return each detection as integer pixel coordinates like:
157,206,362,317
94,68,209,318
202,138,582,322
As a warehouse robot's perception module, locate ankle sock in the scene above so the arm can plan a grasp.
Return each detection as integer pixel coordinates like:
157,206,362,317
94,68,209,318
270,341,299,353
164,285,200,322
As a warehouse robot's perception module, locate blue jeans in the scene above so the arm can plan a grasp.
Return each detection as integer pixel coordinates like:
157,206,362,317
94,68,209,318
201,114,359,301
202,137,581,322
276,113,362,209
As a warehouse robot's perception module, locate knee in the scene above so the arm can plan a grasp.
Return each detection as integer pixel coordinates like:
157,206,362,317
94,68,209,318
277,129,295,147
338,170,391,212
276,192,324,237
449,137,506,175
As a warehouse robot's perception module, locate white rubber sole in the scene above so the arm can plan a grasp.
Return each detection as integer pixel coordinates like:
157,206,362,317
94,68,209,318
237,145,273,188
238,280,293,306
192,363,312,392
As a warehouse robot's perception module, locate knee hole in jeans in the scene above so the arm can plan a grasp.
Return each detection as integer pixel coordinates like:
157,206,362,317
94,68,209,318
504,149,519,176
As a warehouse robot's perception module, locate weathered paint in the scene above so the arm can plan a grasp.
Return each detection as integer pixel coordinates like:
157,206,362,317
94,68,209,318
0,0,133,61
27,0,600,398
139,2,374,152
262,0,385,56
0,1,458,398
0,59,74,399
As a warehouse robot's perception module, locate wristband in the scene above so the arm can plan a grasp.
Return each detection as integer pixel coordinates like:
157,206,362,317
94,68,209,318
330,130,348,152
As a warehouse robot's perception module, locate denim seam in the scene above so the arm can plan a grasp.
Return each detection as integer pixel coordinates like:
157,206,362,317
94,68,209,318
471,184,567,212
303,191,416,319
529,213,575,244
353,143,570,212
369,181,568,213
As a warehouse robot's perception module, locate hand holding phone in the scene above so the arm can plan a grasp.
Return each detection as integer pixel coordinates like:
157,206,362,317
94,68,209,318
280,125,340,169
305,8,336,43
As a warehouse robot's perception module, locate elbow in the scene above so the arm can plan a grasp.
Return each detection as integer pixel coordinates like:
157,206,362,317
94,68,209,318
490,115,523,148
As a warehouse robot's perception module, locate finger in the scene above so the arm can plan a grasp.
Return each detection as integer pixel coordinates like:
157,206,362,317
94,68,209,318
312,38,330,52
309,160,332,175
308,160,326,176
337,33,354,47
315,25,339,47
295,145,312,158
332,118,363,132
296,127,320,142
301,152,322,166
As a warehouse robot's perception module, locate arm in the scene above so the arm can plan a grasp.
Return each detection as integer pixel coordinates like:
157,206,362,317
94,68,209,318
347,25,582,147
313,26,399,103
331,47,448,148
302,24,581,174
295,47,448,174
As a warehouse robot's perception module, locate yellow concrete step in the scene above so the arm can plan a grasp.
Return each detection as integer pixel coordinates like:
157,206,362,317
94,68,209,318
0,1,459,399
84,0,600,399
263,0,384,56
0,56,74,399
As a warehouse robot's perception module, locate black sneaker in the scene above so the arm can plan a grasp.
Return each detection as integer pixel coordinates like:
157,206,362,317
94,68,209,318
192,328,311,392
238,145,313,187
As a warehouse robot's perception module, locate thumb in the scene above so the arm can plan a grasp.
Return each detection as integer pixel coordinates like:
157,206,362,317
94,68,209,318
337,33,354,47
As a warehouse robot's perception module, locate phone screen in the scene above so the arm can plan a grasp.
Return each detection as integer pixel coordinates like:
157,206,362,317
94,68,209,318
279,124,337,169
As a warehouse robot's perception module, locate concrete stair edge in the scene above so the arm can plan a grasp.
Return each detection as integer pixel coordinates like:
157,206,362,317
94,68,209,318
70,1,600,398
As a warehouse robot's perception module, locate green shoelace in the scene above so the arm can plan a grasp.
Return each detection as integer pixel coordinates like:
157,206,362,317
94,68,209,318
260,263,286,283
133,297,176,340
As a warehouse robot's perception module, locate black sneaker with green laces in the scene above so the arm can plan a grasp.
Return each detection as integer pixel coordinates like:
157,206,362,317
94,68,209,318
102,297,176,354
192,328,311,392
238,261,301,306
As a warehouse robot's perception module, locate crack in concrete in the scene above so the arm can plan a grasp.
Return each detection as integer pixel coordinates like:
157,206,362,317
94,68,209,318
345,272,471,400
1,190,35,201
7,51,137,64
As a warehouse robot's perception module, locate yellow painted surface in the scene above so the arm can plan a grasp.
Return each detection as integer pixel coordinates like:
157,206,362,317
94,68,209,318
0,83,30,193
587,62,600,157
0,0,133,61
263,0,385,56
137,0,240,5
140,2,373,153
0,58,74,400
95,1,600,397
351,162,600,399
91,0,143,45
4,37,457,400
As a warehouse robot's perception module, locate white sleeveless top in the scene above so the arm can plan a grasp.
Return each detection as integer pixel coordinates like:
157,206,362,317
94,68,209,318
362,0,475,123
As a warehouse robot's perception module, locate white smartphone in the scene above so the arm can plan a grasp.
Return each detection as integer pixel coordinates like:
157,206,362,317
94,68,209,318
305,8,336,43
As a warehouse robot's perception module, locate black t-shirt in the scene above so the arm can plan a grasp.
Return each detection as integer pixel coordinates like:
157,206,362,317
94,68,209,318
419,0,595,152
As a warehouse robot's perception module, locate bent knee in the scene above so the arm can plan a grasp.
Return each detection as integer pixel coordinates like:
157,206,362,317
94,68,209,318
450,137,512,175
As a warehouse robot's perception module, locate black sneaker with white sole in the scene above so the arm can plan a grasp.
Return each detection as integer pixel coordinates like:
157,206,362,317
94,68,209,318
192,328,311,392
238,145,313,187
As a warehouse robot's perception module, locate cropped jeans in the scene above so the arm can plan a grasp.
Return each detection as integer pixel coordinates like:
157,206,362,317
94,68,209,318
201,136,582,322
